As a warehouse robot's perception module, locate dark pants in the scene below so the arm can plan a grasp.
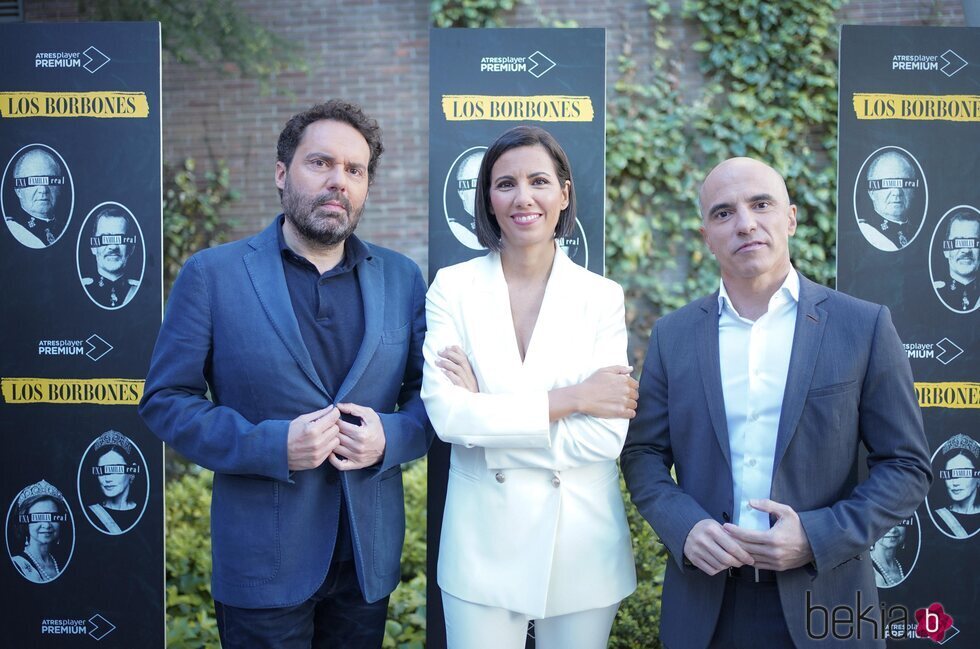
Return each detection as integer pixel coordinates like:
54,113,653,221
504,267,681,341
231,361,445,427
707,573,795,649
215,559,389,649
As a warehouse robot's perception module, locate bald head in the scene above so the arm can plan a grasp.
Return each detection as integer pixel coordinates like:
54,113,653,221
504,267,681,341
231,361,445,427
13,148,60,179
867,150,914,182
699,157,790,222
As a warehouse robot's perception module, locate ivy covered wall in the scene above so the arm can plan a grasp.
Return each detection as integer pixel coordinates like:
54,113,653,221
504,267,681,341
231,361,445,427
430,0,965,360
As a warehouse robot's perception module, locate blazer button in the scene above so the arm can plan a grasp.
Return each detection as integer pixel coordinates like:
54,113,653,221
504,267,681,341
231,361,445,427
495,472,505,484
552,476,561,488
722,511,730,522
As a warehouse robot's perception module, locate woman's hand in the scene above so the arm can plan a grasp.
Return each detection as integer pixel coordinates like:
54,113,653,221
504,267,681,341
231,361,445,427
437,345,479,393
576,365,638,419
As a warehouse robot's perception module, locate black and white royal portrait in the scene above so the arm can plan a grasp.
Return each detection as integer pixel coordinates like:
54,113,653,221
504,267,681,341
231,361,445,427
869,514,919,589
5,479,75,584
930,206,980,314
1,144,75,249
77,430,149,536
926,433,980,539
557,217,589,269
443,146,487,251
853,146,927,252
76,202,145,310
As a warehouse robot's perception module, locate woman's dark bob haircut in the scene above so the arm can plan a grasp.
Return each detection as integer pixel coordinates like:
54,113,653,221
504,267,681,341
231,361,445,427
473,125,576,251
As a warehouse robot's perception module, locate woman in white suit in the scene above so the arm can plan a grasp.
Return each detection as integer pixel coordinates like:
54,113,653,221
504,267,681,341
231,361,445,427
422,126,637,649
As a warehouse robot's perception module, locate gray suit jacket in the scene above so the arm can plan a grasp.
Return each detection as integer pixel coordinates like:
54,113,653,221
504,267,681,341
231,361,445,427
621,273,931,648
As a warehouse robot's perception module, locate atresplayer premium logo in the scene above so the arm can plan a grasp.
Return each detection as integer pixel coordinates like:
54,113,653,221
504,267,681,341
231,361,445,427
806,593,959,642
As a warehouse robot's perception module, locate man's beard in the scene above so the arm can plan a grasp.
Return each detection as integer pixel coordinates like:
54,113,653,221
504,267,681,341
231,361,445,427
282,177,363,247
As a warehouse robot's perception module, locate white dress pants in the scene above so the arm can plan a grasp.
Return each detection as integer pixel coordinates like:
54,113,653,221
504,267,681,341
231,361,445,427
442,590,620,649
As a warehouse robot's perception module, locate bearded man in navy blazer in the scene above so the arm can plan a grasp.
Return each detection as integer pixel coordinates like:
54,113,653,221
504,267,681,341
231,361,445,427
621,157,931,648
140,100,431,648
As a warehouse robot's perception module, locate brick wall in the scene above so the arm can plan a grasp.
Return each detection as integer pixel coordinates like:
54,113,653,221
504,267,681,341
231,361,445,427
838,0,965,24
23,0,966,275
157,0,432,268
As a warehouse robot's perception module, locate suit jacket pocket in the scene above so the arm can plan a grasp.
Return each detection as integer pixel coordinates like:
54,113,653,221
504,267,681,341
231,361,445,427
211,475,281,586
381,322,410,345
807,380,857,399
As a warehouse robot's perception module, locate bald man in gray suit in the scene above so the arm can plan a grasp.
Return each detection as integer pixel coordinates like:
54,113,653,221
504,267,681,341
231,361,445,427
622,157,931,648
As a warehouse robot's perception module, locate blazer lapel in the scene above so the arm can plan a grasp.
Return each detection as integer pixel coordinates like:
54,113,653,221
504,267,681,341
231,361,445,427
522,247,572,370
462,253,525,391
773,273,828,471
243,220,327,396
335,252,384,401
696,295,732,468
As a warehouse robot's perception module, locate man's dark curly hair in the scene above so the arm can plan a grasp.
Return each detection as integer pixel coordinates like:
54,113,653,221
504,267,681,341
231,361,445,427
276,100,384,184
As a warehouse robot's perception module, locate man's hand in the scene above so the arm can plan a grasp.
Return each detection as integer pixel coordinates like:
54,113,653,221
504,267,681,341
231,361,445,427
683,518,755,575
330,403,386,471
724,499,815,571
287,405,341,470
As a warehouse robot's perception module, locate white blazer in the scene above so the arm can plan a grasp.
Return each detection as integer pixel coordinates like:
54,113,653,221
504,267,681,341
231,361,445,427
422,248,636,619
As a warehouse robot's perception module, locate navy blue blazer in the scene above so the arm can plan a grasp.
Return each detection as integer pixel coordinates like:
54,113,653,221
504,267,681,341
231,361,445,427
140,218,431,608
622,273,932,648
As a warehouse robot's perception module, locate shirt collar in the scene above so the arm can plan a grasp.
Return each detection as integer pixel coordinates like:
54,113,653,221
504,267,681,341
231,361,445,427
276,214,370,272
717,269,800,316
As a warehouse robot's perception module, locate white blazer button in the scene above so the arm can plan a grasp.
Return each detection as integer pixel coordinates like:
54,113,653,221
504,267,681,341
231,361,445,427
495,472,505,483
552,476,561,488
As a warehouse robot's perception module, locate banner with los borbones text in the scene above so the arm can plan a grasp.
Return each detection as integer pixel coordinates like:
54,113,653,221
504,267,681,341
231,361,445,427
838,25,978,648
427,28,606,279
427,28,606,649
0,23,163,647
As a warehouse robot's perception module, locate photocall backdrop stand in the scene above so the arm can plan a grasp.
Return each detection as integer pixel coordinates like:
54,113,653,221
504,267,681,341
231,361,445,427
0,22,164,647
838,25,979,647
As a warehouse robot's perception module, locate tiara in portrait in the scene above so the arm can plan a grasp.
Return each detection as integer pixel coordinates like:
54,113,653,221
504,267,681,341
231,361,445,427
16,480,64,507
92,430,133,455
943,433,980,459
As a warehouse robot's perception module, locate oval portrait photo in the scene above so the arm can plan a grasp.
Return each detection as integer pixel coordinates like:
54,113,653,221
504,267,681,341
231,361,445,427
926,433,980,540
76,201,146,310
870,513,920,589
852,146,928,252
77,430,150,536
443,146,488,251
557,217,589,270
5,479,75,584
1,143,75,249
929,205,980,314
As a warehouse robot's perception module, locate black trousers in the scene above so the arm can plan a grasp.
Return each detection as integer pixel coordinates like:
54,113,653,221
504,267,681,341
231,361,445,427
215,559,389,649
706,574,795,649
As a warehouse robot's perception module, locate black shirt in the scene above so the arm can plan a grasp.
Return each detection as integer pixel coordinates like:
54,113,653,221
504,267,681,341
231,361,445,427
277,216,369,561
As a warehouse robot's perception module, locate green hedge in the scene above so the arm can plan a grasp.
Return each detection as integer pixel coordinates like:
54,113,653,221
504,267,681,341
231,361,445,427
165,460,667,647
164,463,429,649
164,468,218,648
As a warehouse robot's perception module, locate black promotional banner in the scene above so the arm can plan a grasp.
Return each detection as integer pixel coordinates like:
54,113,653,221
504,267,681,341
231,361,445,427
426,28,605,648
838,26,978,647
428,28,606,278
0,23,164,647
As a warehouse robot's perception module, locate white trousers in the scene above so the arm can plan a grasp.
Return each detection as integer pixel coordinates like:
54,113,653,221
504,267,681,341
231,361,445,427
442,591,620,649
